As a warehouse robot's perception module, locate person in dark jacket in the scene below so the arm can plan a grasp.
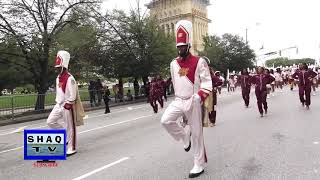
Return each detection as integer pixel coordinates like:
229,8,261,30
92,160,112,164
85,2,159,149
96,79,104,106
209,67,223,125
149,78,159,113
239,69,252,108
88,81,96,107
103,86,111,114
292,63,317,109
251,67,275,117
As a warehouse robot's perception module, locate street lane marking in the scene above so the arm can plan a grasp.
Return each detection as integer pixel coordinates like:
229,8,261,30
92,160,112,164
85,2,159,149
0,115,153,154
0,125,48,136
313,141,319,145
11,126,28,133
0,146,23,154
79,115,153,134
87,106,147,119
0,105,149,136
72,157,129,180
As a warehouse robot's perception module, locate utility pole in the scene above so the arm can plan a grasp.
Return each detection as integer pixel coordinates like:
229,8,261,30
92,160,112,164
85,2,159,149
245,28,248,44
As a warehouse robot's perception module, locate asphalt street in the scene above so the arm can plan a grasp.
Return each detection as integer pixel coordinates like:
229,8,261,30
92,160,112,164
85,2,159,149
1,87,320,180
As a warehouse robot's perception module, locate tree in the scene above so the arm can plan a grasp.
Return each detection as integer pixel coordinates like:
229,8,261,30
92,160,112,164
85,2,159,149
265,57,315,67
0,36,32,95
0,0,100,110
92,7,176,85
199,34,256,76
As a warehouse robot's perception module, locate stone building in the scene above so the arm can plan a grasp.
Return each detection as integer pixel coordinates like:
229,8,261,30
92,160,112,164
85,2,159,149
146,0,211,54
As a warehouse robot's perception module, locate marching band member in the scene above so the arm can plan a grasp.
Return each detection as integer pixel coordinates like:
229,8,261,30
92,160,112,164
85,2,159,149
161,20,212,178
47,50,85,156
251,67,275,117
239,69,252,107
209,67,223,125
292,63,317,109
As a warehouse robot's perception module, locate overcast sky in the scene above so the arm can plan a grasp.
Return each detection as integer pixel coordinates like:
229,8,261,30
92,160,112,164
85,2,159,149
101,0,320,62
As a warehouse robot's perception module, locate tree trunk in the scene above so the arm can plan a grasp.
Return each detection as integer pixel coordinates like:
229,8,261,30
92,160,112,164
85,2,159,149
35,89,46,111
35,40,50,111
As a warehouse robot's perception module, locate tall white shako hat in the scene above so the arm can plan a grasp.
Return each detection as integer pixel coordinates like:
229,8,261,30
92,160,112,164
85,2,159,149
175,20,193,47
55,50,70,69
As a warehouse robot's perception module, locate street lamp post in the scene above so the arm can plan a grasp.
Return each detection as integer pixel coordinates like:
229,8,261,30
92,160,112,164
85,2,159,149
245,22,260,45
245,28,248,44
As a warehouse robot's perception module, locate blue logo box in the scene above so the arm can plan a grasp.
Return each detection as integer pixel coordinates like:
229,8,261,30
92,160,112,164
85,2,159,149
24,129,66,160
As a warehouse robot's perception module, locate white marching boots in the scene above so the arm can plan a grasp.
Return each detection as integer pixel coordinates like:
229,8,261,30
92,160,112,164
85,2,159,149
66,143,77,156
189,164,204,178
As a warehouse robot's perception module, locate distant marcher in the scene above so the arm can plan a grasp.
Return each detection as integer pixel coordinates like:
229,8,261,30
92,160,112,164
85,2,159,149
292,63,317,109
251,67,275,117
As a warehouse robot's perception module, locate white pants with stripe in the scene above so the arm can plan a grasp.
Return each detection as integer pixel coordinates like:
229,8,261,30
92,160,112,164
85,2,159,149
47,104,76,150
161,94,206,166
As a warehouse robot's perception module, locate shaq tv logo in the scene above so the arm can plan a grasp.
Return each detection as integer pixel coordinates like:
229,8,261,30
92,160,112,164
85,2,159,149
24,129,66,160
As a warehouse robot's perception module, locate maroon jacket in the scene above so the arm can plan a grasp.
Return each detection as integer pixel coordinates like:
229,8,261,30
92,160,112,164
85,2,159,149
251,74,275,91
238,75,252,89
292,70,317,87
212,75,223,88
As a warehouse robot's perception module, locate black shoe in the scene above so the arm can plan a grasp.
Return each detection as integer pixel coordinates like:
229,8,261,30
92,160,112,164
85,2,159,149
189,169,204,178
260,113,263,117
306,105,310,110
184,141,191,152
184,132,191,152
302,102,305,107
264,109,268,114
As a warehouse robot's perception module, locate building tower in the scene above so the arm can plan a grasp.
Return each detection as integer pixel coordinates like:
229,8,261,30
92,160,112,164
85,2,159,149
146,0,211,54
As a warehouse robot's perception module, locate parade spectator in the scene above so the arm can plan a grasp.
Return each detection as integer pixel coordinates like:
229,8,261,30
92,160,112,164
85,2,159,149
96,79,103,106
166,78,172,95
88,81,96,107
133,78,140,98
126,89,133,101
103,86,111,114
113,84,119,103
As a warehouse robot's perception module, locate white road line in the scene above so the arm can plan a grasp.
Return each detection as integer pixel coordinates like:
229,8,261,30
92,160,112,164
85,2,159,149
0,125,48,136
0,146,23,154
0,104,149,134
0,114,153,154
72,157,129,180
79,115,153,134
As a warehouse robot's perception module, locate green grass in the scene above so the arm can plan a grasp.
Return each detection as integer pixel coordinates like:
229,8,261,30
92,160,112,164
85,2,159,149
0,87,135,110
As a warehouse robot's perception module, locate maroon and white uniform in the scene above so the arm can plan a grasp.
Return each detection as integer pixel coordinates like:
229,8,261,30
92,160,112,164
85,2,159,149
47,51,77,154
161,20,212,177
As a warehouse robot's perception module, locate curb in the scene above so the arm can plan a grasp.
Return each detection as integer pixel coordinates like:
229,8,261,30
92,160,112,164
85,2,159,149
0,98,149,127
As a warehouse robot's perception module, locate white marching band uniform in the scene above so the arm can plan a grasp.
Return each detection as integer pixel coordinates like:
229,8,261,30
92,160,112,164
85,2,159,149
47,50,79,155
161,20,212,178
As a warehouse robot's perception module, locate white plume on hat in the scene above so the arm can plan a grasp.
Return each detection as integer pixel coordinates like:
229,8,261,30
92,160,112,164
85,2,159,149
55,50,70,69
175,20,193,47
